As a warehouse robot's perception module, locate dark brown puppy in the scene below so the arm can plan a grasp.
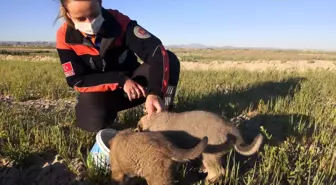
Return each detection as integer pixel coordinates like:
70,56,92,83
108,129,208,185
137,110,264,183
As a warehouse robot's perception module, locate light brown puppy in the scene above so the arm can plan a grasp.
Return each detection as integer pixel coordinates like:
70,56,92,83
137,110,264,183
108,128,208,185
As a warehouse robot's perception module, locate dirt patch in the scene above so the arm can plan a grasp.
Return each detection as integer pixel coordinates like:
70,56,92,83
1,54,336,71
0,95,76,111
0,55,58,62
14,98,76,110
180,60,336,71
0,95,13,104
0,155,88,185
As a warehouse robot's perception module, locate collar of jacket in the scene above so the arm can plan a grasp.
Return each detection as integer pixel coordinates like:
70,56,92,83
64,7,121,46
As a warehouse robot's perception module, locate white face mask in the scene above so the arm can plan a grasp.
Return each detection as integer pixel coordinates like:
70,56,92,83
74,13,104,35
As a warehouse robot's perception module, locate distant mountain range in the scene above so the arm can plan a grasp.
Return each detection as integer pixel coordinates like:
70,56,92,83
166,43,236,49
0,41,56,47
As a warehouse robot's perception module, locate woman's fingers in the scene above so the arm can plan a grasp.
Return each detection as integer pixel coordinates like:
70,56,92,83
137,84,147,97
129,86,141,100
126,90,132,101
128,89,136,100
132,84,146,99
125,80,147,101
133,87,141,99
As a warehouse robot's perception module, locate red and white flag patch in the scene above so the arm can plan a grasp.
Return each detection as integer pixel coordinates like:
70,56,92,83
62,62,75,77
133,26,151,39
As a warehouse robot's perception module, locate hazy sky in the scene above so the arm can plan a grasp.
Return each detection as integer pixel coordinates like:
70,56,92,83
0,0,335,50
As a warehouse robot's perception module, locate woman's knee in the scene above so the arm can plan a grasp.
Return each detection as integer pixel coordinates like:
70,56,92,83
75,109,111,132
166,50,180,86
166,50,181,71
75,92,117,132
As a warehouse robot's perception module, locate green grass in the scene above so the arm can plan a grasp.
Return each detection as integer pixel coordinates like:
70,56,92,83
0,59,336,184
2,47,336,62
170,48,336,62
0,49,54,56
0,60,75,101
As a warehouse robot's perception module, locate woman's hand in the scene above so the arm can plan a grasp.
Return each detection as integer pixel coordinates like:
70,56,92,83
123,79,146,101
145,94,165,118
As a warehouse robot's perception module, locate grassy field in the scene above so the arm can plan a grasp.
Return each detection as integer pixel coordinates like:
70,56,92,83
2,47,336,62
0,48,336,185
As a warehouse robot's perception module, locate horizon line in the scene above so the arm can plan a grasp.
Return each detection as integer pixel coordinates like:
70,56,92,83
0,40,335,52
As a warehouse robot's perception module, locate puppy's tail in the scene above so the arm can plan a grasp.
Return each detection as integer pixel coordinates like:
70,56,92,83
233,134,263,156
168,136,208,162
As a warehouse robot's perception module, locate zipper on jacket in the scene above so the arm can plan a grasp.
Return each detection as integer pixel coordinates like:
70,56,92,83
102,59,106,72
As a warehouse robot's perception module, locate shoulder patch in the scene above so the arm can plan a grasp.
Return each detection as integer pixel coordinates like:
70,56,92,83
62,62,75,77
133,26,151,39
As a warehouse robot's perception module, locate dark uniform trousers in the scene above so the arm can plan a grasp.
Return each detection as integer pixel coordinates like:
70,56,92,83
75,50,180,132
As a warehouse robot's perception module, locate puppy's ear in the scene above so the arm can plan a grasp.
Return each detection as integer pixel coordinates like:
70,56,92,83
135,120,143,132
136,116,146,131
143,106,147,113
108,138,113,146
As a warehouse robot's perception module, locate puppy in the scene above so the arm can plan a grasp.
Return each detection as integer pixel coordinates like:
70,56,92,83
137,110,264,183
108,128,208,185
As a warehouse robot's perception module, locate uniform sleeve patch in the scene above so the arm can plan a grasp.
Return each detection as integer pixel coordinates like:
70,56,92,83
62,62,75,77
133,26,151,39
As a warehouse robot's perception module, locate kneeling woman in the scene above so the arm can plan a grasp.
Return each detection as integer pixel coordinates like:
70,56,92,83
55,0,180,132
